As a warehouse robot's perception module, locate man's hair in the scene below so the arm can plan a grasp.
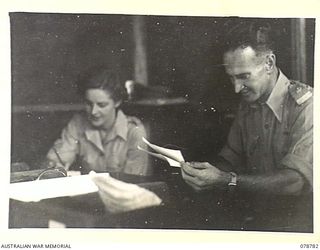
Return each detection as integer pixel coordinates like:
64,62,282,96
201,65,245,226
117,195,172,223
76,66,127,103
224,19,275,56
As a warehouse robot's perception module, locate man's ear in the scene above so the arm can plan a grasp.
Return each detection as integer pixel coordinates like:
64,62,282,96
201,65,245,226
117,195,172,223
265,53,276,73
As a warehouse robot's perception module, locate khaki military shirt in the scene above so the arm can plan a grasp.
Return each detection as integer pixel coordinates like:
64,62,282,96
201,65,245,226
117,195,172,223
47,110,149,175
219,71,313,190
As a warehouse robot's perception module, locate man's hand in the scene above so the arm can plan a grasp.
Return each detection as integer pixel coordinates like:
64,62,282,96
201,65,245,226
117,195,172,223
181,162,230,192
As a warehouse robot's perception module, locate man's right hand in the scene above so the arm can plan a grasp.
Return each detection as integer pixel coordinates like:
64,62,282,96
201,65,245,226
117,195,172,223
181,162,230,192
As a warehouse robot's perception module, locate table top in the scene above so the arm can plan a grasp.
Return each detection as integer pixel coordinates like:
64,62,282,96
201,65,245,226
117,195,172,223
9,168,313,232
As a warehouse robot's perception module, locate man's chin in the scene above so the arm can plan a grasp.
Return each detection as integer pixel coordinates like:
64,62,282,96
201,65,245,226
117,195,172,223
241,93,258,103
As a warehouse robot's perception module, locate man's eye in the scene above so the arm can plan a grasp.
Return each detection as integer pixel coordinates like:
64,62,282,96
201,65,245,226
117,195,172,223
237,74,250,80
229,77,235,83
97,103,108,108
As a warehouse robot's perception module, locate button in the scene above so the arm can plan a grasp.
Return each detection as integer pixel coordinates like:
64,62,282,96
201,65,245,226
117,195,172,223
264,123,269,129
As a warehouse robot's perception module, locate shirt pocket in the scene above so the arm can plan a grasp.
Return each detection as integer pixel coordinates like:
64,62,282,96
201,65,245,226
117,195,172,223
104,140,127,171
271,127,290,171
274,128,290,157
78,141,103,172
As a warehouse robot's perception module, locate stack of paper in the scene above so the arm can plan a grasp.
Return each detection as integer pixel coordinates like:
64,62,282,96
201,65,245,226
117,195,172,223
9,173,109,202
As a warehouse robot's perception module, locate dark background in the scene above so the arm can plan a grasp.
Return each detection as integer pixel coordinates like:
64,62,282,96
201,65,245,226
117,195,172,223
10,13,315,172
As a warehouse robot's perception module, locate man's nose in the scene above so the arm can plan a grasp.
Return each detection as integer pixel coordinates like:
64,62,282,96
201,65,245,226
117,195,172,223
91,104,99,115
234,81,244,94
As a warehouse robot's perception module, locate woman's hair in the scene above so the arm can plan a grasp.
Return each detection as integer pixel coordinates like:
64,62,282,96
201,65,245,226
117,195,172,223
76,66,127,103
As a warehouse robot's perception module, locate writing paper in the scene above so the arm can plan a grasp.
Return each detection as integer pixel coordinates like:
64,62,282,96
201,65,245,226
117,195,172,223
138,137,184,167
9,173,109,202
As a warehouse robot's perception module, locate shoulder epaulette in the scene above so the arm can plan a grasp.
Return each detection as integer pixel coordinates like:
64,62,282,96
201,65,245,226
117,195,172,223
288,81,313,105
127,116,143,127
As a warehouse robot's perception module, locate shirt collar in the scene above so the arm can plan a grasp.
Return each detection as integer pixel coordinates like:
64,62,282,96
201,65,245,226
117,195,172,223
246,70,289,122
112,110,128,141
85,110,128,152
265,70,290,122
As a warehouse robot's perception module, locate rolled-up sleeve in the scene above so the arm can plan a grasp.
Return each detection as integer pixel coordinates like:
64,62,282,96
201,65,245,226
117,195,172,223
219,113,245,170
281,100,313,189
123,124,150,176
47,115,80,170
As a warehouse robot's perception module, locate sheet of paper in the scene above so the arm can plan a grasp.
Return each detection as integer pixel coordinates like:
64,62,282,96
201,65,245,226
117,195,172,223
139,137,184,167
9,173,109,202
138,145,181,167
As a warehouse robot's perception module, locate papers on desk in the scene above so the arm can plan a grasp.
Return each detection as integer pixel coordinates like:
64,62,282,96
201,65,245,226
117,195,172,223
138,137,184,167
9,173,110,202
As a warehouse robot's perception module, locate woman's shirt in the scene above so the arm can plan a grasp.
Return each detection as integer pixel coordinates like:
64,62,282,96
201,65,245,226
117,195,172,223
46,110,149,176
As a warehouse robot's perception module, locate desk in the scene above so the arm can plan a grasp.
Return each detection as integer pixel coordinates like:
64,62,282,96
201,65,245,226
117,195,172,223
9,169,313,232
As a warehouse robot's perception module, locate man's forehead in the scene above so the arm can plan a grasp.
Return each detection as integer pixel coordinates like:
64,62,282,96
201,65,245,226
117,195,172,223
224,47,257,64
223,47,262,73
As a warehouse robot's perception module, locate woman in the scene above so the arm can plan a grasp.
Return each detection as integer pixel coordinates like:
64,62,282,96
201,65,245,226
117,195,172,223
46,67,149,176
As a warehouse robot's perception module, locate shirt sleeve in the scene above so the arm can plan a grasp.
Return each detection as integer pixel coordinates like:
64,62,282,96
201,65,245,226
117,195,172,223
46,115,80,170
123,123,150,176
218,112,246,172
281,98,313,189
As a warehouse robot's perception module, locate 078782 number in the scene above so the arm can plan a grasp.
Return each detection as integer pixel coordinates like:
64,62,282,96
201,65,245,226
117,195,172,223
300,244,319,249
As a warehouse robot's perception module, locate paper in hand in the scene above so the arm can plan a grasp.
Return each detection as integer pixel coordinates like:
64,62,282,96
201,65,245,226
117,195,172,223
90,171,162,213
138,137,184,167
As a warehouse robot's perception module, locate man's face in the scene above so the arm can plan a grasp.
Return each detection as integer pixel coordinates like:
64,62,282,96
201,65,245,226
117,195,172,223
223,46,272,103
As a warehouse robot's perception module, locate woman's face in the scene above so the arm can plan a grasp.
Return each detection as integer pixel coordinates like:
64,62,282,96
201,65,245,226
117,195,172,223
84,88,120,130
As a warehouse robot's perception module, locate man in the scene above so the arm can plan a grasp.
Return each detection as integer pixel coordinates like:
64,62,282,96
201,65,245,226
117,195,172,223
181,21,313,201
